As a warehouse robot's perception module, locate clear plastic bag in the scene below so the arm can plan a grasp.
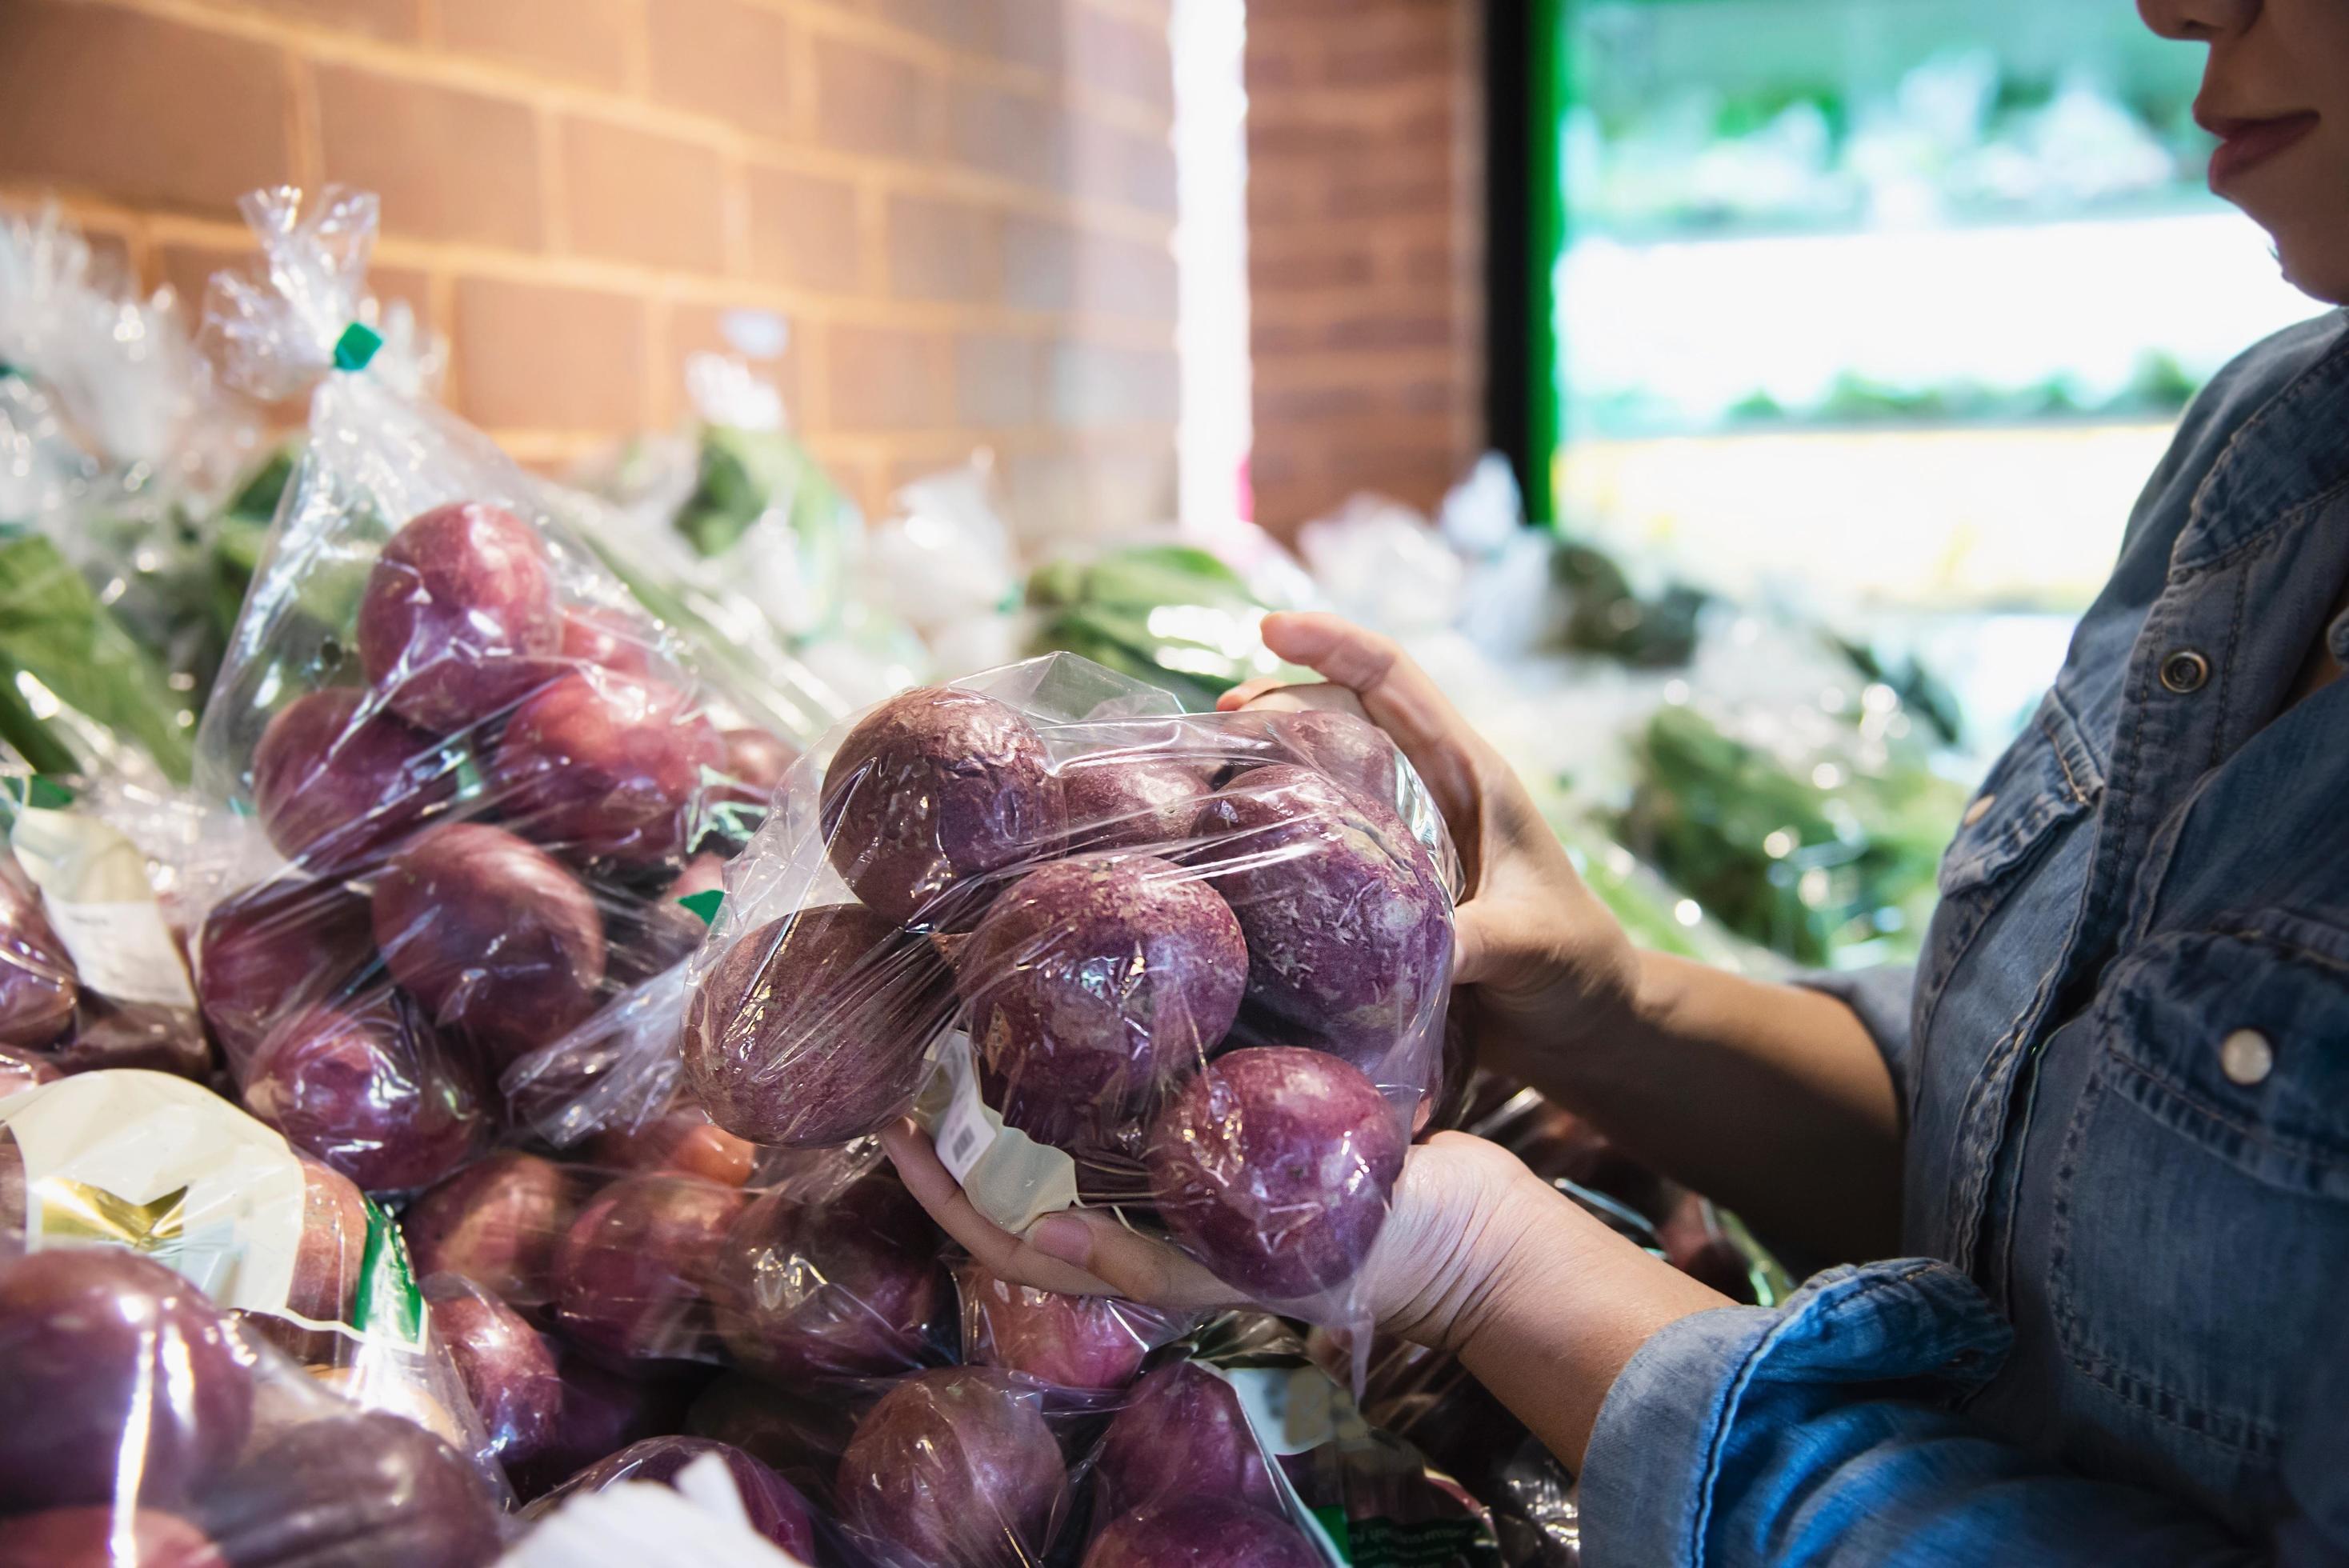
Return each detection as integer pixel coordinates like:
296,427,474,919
523,1436,818,1562
679,653,1460,1323
0,771,217,1082
956,1259,1186,1406
0,1149,510,1566
0,1068,502,1479
831,1366,1070,1568
1079,1314,1503,1568
185,186,799,1197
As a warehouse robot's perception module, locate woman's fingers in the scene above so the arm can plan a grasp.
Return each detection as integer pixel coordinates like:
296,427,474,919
1028,1210,1243,1311
878,1120,1117,1298
878,1120,1240,1309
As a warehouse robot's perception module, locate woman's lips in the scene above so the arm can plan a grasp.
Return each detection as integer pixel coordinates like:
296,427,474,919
2204,111,2320,193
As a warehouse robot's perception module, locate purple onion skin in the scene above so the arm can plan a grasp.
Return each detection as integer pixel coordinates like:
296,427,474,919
820,687,1064,928
960,854,1245,1151
682,904,951,1147
552,1174,745,1363
195,877,375,1074
1058,751,1216,852
423,1274,562,1466
371,822,608,1070
0,871,75,1052
1145,1046,1406,1302
1193,764,1450,1074
250,687,458,874
963,1265,1154,1393
542,1436,818,1561
356,500,564,734
240,993,486,1195
1092,1361,1279,1519
198,1411,502,1568
1083,1498,1323,1568
489,669,724,866
837,1367,1067,1568
0,1250,254,1512
402,1151,574,1310
711,1171,945,1382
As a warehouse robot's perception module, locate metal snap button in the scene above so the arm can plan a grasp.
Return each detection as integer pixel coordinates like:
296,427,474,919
1962,793,1996,827
2159,649,2211,693
2219,1028,2273,1086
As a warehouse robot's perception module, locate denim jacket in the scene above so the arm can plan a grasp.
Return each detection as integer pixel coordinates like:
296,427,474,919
1579,310,2349,1566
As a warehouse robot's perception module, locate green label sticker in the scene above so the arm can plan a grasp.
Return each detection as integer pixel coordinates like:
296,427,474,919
1312,1505,1356,1564
332,322,383,373
678,888,725,926
350,1194,425,1347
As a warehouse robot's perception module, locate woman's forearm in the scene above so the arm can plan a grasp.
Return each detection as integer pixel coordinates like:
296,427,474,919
1451,1170,1734,1472
1491,952,1904,1262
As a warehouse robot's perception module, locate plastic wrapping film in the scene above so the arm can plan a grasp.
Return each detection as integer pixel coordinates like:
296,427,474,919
0,769,225,1082
1070,1312,1503,1568
181,186,806,1205
678,651,1461,1329
0,1241,508,1566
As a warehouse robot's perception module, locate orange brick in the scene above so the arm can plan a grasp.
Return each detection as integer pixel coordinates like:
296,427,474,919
946,82,1067,193
998,0,1068,74
954,332,1041,428
0,2,290,216
826,324,950,432
239,0,421,39
315,66,542,250
560,118,726,272
648,0,795,143
871,0,1005,54
658,299,801,428
745,163,862,292
810,35,934,162
451,276,646,431
885,193,999,304
441,0,631,87
1066,122,1174,214
1251,245,1375,293
1068,6,1171,111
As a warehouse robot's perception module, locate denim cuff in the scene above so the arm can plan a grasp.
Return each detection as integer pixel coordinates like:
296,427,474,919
1578,1260,2011,1568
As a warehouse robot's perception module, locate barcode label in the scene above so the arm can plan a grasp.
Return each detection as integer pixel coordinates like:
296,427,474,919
933,1031,997,1183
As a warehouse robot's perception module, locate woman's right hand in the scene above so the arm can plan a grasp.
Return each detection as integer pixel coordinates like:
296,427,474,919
1223,612,1641,1078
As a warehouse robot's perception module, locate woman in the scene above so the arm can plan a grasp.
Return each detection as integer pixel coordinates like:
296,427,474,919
885,1,2349,1558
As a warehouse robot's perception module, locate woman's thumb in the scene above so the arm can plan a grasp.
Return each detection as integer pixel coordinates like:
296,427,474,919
1451,902,1500,987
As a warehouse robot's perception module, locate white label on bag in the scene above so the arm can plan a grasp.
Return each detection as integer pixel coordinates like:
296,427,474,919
8,805,195,1008
932,1030,994,1182
38,898,197,1008
914,1032,1080,1233
1,1070,306,1314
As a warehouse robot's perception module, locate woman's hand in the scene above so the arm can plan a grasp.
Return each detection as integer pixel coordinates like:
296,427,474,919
1225,611,1639,1077
879,1117,1730,1470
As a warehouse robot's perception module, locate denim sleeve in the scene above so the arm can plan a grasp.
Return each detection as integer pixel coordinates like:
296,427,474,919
1578,1261,2349,1566
1795,966,1916,1109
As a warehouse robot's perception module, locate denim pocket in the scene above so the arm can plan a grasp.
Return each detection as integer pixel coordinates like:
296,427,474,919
1914,690,2101,1040
2050,911,2349,1467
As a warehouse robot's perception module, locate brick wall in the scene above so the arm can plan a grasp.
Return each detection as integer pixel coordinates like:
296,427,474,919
0,0,1179,540
1244,0,1484,537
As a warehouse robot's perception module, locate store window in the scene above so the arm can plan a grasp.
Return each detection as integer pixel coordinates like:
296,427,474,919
1539,0,2319,737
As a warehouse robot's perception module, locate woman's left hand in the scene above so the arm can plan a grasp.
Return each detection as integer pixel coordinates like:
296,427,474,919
880,1118,1732,1470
